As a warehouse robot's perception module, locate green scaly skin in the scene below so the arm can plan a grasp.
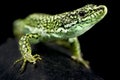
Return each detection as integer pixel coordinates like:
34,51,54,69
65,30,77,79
13,4,107,72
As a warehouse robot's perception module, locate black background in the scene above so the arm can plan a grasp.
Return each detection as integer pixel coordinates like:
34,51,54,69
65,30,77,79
0,0,113,80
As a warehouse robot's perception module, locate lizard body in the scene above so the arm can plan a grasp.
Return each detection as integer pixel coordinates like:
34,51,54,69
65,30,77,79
13,4,107,72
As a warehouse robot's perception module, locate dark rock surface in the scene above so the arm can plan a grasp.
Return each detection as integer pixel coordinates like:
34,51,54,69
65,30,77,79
0,38,103,80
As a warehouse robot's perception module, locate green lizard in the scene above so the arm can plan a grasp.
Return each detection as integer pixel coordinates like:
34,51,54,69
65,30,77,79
13,4,107,72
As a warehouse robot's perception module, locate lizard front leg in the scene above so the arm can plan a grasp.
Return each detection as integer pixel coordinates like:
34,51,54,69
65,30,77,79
55,38,89,68
14,33,42,72
69,37,89,69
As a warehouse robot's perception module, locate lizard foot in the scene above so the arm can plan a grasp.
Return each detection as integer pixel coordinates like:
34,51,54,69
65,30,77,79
13,54,42,73
71,56,90,69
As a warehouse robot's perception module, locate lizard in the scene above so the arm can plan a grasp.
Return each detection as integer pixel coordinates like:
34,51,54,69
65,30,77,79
13,4,107,72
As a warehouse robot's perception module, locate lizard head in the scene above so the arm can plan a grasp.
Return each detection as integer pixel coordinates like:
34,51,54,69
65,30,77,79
61,4,107,37
76,4,107,28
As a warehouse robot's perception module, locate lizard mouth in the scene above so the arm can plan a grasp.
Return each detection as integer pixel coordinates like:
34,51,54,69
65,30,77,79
91,5,107,19
80,5,107,22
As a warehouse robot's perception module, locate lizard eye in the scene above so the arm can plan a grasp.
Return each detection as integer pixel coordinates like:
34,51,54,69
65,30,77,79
79,11,86,17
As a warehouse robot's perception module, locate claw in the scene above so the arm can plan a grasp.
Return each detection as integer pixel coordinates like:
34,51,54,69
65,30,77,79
13,58,23,65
